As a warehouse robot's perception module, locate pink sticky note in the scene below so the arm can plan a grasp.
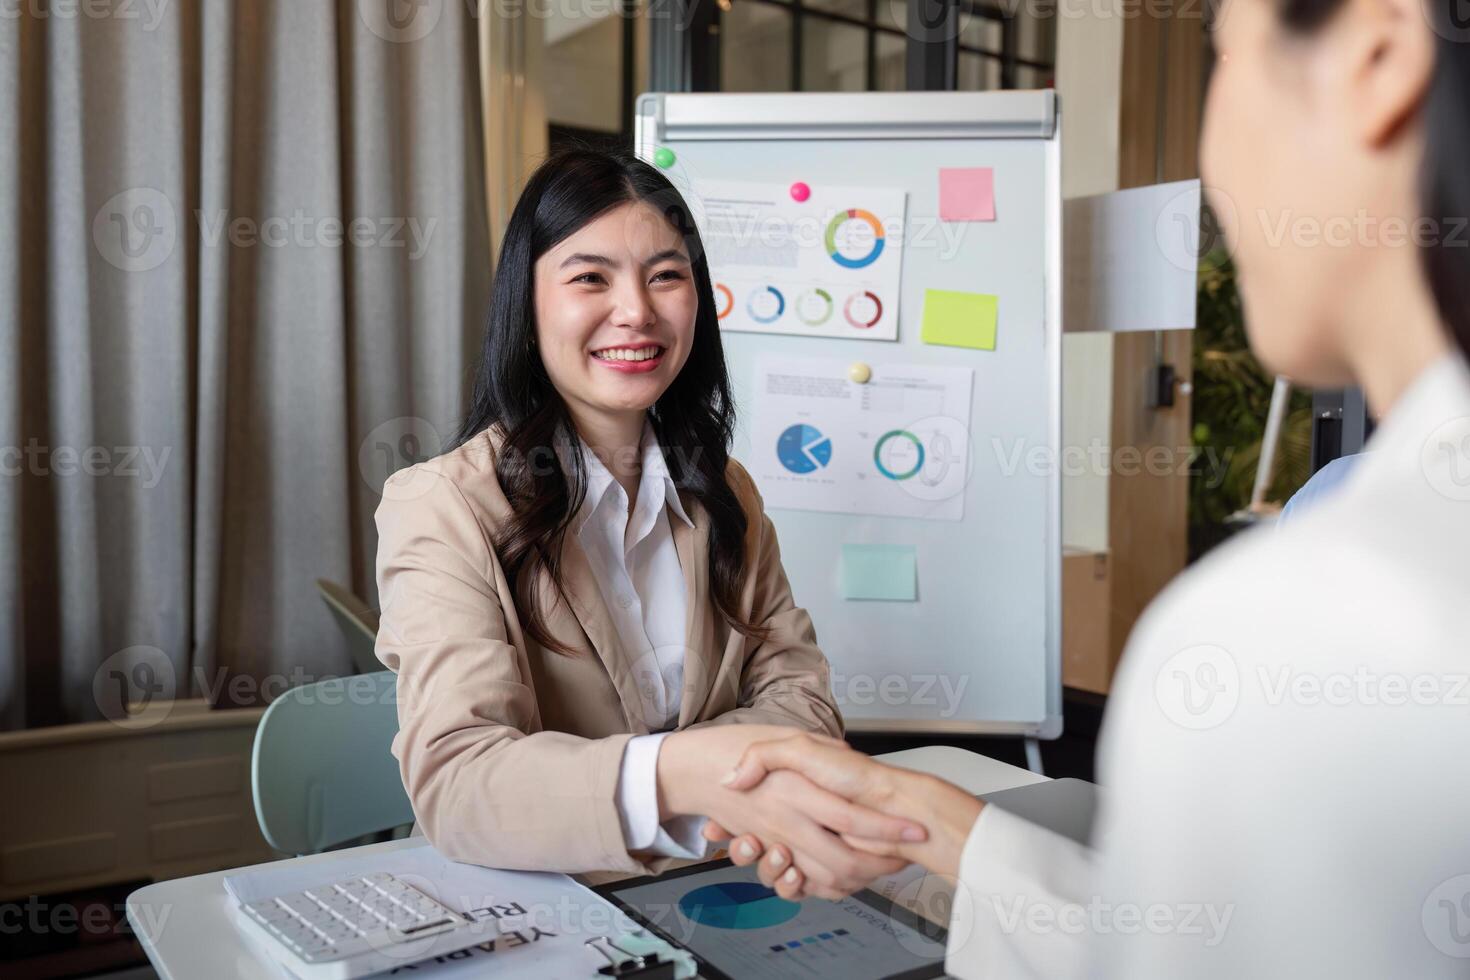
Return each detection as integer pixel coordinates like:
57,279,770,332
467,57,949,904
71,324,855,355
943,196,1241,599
939,167,995,222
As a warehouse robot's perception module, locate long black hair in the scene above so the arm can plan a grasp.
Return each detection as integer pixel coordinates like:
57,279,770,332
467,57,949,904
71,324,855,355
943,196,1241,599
451,149,768,654
1269,0,1470,360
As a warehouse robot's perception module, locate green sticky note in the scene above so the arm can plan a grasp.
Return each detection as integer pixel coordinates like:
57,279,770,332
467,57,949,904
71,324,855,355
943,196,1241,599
921,288,998,350
840,544,918,602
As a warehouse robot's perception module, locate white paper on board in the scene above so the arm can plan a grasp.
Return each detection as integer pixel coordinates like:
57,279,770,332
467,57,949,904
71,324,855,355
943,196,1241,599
686,180,907,342
748,356,974,521
1063,179,1201,333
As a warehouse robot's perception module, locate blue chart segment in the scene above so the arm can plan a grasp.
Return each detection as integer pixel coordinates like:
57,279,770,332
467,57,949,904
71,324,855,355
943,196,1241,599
679,882,802,930
777,424,833,474
770,928,850,953
746,285,786,324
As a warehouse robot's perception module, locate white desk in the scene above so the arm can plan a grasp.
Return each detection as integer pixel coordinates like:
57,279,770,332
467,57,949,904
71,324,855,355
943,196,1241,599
127,745,1044,979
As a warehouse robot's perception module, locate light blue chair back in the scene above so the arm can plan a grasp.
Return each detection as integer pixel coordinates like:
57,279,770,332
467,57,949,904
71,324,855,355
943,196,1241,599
251,671,414,855
314,579,383,675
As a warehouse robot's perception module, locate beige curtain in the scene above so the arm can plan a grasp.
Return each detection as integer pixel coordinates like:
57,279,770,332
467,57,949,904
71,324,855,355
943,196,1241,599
0,1,519,730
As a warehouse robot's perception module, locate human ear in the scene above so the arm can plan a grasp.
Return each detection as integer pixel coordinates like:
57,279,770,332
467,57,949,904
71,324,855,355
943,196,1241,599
1341,0,1436,148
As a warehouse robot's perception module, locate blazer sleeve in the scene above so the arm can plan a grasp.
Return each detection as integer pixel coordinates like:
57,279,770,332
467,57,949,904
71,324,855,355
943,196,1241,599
374,465,649,875
944,805,1094,980
691,462,844,738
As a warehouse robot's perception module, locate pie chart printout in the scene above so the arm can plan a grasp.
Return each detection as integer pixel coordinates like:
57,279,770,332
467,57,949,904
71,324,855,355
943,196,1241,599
608,861,947,979
678,881,802,930
777,424,833,474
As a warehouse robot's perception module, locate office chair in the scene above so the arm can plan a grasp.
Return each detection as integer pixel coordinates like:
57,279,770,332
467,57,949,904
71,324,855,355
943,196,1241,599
314,579,382,675
250,672,414,855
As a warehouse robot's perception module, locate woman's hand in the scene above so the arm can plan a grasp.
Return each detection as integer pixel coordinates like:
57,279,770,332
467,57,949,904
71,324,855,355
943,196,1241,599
657,726,924,900
708,732,986,881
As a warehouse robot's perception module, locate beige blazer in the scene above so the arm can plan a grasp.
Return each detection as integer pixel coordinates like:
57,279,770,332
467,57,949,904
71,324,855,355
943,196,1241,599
373,426,842,875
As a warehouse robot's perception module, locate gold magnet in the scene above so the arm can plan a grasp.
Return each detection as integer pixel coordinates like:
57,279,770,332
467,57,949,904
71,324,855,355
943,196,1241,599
848,362,872,384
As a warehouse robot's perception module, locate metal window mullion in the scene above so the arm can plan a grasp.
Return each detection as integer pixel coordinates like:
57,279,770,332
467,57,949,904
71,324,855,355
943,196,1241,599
792,0,804,90
905,0,957,90
620,0,637,137
865,0,877,89
999,11,1018,88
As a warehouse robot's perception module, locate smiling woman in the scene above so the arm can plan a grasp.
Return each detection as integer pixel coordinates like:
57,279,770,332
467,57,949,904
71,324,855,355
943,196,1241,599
370,150,923,886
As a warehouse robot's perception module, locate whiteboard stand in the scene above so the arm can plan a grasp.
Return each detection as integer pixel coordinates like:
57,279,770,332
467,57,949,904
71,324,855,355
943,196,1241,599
1024,737,1044,775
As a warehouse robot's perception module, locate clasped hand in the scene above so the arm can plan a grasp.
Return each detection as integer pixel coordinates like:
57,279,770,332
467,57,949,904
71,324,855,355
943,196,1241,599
657,727,944,902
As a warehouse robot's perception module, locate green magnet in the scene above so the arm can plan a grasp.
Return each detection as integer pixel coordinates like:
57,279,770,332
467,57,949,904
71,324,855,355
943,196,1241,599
653,146,676,169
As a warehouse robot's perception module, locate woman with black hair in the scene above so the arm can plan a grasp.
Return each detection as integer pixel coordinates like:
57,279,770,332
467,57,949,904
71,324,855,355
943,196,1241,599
702,0,1470,974
373,150,921,889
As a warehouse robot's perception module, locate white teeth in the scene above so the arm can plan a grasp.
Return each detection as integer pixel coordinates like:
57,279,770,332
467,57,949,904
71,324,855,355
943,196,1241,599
594,347,661,362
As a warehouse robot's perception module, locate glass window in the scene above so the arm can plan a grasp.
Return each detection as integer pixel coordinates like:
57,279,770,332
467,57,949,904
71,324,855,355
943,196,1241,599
1015,64,1054,90
956,50,1001,91
877,0,905,31
544,6,624,132
874,31,906,90
959,12,1002,54
1016,2,1056,64
680,0,1054,96
722,1,794,91
805,0,868,17
803,18,869,91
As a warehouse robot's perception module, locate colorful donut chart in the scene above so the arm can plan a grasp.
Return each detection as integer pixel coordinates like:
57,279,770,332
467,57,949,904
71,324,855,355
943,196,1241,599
714,283,734,320
745,285,785,324
825,209,886,269
843,290,883,329
797,288,834,326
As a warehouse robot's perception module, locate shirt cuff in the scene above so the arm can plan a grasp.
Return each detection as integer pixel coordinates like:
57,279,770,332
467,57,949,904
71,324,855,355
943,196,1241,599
615,732,711,859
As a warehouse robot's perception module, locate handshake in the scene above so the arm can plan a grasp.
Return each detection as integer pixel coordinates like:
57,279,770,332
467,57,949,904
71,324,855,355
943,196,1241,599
655,725,984,901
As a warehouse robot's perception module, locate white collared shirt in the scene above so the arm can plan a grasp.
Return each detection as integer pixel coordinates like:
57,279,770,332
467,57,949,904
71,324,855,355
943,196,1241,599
571,417,707,859
944,354,1470,978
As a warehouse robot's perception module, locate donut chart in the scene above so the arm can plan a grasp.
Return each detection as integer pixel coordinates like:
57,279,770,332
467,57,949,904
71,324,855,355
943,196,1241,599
745,285,785,324
714,282,734,320
825,209,886,269
874,429,925,481
797,288,834,326
843,290,883,329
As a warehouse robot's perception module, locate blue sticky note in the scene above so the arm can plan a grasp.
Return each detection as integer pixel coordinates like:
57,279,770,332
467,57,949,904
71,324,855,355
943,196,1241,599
840,544,918,601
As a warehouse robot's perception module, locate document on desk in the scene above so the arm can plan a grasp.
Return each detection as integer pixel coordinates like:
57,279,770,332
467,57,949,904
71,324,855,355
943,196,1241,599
224,839,639,977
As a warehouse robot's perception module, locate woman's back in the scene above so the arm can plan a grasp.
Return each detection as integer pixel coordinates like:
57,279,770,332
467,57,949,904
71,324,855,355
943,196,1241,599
1093,354,1470,974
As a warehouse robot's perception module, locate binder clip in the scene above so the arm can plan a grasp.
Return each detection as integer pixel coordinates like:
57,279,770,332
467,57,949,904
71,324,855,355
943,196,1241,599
584,933,691,979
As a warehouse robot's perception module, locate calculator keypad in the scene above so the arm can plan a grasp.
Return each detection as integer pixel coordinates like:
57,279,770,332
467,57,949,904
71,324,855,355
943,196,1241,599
243,872,463,963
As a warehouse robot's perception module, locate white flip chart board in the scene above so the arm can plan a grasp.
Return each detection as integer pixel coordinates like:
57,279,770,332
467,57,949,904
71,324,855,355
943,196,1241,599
636,90,1066,735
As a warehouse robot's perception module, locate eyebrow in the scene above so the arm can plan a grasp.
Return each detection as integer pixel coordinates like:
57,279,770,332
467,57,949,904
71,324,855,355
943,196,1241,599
558,248,690,270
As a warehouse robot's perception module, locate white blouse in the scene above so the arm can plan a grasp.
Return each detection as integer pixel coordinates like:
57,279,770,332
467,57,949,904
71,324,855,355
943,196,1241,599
944,354,1470,978
569,417,707,858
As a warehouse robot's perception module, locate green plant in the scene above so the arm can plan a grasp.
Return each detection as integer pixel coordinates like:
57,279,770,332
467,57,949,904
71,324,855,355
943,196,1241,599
1189,247,1314,559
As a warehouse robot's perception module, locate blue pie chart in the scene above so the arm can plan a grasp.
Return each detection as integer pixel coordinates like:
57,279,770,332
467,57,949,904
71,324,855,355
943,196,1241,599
777,424,833,474
679,881,801,930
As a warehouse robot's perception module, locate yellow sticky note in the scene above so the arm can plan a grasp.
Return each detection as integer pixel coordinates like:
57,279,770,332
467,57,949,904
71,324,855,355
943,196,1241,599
921,289,998,351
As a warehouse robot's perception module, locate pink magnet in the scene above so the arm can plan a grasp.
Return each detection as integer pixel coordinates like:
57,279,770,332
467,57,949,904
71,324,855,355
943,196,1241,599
789,181,811,203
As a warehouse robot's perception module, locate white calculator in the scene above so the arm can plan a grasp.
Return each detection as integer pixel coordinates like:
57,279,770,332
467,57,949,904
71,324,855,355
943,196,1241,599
235,871,495,979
